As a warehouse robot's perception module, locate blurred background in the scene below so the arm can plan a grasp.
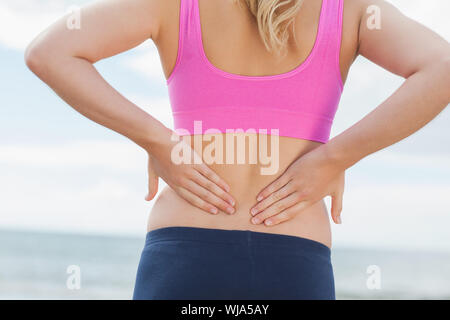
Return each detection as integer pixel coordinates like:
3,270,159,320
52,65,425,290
0,0,449,299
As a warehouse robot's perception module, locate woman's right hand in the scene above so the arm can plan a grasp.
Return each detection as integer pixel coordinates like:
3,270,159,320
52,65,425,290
144,133,236,215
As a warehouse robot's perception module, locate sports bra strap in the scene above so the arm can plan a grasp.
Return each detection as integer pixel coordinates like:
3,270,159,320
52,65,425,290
174,0,344,73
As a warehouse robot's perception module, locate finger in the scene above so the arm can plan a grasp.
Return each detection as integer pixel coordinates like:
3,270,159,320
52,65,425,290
256,173,291,201
195,163,231,192
251,192,302,225
176,186,219,215
145,160,159,201
250,183,295,216
185,180,235,215
331,192,343,224
264,200,312,226
190,171,235,207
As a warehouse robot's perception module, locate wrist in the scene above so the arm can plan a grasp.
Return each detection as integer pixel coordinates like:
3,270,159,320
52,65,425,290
140,122,175,155
316,141,355,171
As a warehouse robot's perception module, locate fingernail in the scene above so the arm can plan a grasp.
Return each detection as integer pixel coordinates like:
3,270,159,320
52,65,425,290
227,207,235,214
250,208,258,216
337,216,342,224
229,199,235,206
257,195,263,201
210,207,218,214
265,219,272,226
251,217,260,224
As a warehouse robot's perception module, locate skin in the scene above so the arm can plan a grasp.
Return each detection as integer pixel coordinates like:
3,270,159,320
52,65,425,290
25,0,449,249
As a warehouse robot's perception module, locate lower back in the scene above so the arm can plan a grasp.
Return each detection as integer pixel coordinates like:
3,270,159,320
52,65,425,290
147,134,333,248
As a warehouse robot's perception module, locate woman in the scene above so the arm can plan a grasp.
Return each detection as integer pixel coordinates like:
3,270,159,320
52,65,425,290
25,0,449,300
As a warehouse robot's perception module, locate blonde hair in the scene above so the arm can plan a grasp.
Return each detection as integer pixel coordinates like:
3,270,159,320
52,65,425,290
234,0,305,57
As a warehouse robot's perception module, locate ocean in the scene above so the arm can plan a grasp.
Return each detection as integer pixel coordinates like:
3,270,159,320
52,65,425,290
1,229,449,300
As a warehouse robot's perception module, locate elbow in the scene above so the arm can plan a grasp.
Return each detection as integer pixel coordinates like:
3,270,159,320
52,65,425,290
24,42,44,76
418,55,450,102
435,55,450,74
24,40,53,78
439,56,450,102
430,54,450,78
443,56,450,82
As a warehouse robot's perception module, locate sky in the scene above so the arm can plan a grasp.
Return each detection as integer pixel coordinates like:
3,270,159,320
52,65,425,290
0,0,449,251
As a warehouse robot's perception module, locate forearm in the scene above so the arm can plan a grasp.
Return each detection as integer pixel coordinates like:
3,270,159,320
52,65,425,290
322,59,450,169
26,54,172,152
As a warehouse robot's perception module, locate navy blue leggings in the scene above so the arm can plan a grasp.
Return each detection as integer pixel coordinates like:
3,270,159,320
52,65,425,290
133,226,335,300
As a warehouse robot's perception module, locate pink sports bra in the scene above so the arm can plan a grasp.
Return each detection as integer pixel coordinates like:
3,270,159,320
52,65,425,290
167,0,344,143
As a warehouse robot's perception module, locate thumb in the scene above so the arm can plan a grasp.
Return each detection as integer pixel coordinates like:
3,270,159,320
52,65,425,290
331,192,343,224
145,159,159,201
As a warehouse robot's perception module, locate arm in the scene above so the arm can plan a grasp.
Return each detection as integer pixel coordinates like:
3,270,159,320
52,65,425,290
25,0,165,151
250,0,449,226
25,0,236,215
324,0,450,170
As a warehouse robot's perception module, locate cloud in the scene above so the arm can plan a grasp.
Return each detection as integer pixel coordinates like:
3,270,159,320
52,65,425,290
329,182,450,251
126,96,174,130
0,173,151,235
122,44,167,84
0,0,70,50
0,140,144,171
373,148,450,167
389,0,450,36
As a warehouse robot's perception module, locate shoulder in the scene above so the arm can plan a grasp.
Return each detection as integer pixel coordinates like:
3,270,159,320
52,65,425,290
341,0,395,31
344,0,404,38
340,0,403,58
151,0,181,39
135,0,181,42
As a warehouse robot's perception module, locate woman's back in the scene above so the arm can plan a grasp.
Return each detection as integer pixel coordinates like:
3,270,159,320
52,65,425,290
147,0,362,248
157,0,357,83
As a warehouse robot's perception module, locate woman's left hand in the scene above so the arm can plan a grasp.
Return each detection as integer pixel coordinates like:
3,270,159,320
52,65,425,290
250,146,346,226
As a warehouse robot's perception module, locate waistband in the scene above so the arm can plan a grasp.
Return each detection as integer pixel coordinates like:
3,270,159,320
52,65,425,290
145,226,330,256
